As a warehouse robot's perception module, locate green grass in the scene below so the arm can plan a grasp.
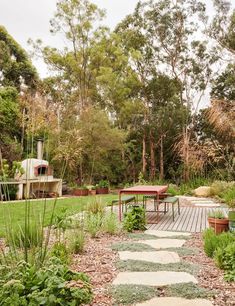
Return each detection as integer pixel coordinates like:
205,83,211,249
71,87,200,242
116,260,200,275
0,195,117,237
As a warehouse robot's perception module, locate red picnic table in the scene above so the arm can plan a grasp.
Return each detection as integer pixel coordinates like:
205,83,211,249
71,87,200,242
118,185,168,222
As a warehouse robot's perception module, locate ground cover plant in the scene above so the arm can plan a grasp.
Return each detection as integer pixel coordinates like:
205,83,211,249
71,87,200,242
0,257,92,306
116,259,199,275
203,228,235,281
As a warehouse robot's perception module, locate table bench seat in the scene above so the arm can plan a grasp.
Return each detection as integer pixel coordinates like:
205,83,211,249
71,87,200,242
111,196,136,212
160,196,180,221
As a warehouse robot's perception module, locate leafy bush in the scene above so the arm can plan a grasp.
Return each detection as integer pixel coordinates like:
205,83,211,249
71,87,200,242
0,257,92,305
97,180,109,188
50,242,70,265
68,229,85,254
214,242,235,281
203,228,235,258
123,206,146,232
210,181,235,197
85,213,103,238
102,213,120,235
221,186,235,209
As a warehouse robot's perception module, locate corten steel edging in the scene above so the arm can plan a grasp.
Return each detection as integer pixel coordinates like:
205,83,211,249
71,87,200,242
118,186,168,222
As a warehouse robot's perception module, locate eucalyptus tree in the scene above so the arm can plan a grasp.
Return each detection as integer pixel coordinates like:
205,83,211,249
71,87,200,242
0,26,38,89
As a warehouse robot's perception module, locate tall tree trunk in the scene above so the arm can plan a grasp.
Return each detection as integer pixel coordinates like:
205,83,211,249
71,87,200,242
183,127,190,182
150,129,156,181
159,135,164,180
142,131,147,176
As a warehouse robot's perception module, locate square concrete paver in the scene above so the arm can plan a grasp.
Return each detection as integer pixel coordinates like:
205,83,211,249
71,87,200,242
145,230,191,238
118,251,180,264
135,297,213,306
113,271,197,286
137,239,186,249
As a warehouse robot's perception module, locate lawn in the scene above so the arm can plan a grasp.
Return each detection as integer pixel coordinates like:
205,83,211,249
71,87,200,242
0,194,117,237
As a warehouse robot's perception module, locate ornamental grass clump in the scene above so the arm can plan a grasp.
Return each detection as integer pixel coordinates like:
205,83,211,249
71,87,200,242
68,228,86,254
84,213,103,238
102,212,120,235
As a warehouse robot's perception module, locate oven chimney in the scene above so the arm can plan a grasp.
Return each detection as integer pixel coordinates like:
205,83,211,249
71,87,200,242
37,139,44,160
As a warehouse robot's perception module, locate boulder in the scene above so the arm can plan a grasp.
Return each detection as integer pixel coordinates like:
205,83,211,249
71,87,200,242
194,186,211,197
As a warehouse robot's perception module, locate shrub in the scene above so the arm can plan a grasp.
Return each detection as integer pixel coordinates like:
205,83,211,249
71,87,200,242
210,181,235,197
203,228,235,258
0,257,92,305
97,180,109,188
221,186,235,209
85,213,103,238
214,242,235,281
123,206,146,232
50,242,70,265
69,229,85,254
102,213,120,235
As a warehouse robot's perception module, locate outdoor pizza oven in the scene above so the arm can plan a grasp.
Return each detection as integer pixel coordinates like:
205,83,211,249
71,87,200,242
16,139,62,199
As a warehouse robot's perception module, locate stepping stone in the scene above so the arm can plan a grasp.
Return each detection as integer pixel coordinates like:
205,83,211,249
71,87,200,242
145,230,191,237
135,297,213,306
118,251,180,264
113,271,197,286
137,239,186,249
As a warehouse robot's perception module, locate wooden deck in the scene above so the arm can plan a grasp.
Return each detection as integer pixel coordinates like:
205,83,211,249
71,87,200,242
146,206,228,233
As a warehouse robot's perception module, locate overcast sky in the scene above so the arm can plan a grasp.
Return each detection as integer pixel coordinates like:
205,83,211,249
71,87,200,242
0,0,139,76
0,0,233,80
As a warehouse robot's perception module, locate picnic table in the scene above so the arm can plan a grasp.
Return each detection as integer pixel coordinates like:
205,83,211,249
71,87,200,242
118,185,168,222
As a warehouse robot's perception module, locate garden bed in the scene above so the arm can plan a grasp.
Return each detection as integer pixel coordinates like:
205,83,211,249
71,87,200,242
184,234,235,306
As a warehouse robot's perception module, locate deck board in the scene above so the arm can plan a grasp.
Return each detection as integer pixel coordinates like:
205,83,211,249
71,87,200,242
146,206,229,233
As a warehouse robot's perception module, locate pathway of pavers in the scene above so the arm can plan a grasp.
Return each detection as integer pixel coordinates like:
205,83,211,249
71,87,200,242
112,229,213,306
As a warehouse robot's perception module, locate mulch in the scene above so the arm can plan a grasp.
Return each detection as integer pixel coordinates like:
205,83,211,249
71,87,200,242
71,232,235,306
184,233,235,306
71,233,127,306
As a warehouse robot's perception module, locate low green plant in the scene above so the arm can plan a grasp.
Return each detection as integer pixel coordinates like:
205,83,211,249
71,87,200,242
123,206,146,232
164,282,214,299
85,213,103,238
0,257,92,306
221,186,235,209
203,228,235,258
214,242,235,281
102,212,120,235
97,180,109,188
68,229,86,254
50,242,70,265
208,210,227,219
210,180,235,197
111,284,160,305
